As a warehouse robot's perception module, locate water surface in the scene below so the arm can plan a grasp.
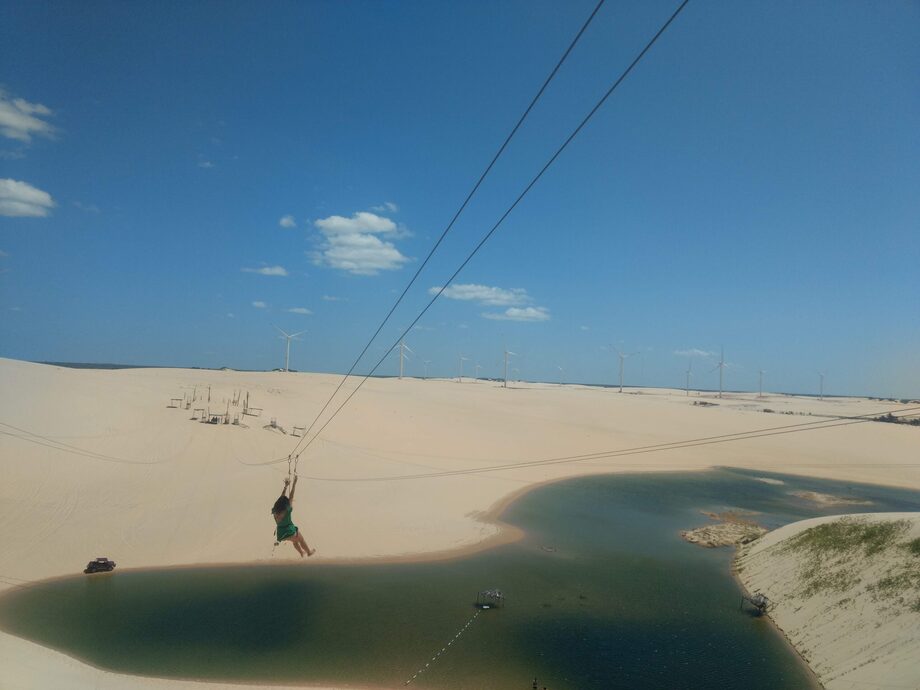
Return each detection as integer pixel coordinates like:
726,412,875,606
2,468,918,688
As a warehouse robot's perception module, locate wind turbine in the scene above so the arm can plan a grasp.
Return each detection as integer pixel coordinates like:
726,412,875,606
711,347,727,399
685,359,693,396
758,369,765,399
557,364,565,385
474,363,482,380
458,355,469,382
423,360,431,380
612,346,638,393
273,325,305,372
398,339,413,379
503,349,517,388
819,371,825,400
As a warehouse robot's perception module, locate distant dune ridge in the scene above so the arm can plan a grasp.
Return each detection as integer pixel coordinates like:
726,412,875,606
0,357,918,689
736,514,920,690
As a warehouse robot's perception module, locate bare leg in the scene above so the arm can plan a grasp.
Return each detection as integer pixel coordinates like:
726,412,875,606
296,532,315,557
289,538,305,557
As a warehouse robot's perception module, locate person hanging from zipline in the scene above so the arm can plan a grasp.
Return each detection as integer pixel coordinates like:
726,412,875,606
272,475,315,557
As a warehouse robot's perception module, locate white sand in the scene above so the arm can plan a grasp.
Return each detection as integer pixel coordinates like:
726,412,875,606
1,357,918,689
736,513,920,690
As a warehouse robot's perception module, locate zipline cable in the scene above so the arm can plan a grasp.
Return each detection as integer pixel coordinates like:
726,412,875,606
288,0,692,463
286,0,607,461
0,422,164,465
294,407,920,482
239,402,918,470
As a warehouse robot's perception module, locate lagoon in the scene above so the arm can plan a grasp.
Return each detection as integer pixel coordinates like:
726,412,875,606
2,468,919,688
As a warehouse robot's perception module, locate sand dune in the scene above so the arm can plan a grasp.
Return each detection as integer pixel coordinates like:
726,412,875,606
1,357,918,689
737,513,920,690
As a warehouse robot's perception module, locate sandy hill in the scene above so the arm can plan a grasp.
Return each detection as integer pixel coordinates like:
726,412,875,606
1,357,918,689
737,513,920,690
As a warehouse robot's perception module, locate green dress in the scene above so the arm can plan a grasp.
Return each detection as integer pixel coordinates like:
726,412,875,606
275,506,298,541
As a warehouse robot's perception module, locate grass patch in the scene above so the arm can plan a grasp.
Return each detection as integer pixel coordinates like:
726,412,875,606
781,518,909,558
867,568,920,603
779,518,912,600
903,537,920,557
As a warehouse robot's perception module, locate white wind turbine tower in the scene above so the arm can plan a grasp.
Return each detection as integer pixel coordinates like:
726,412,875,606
397,339,413,379
474,363,482,380
685,359,693,396
758,369,765,399
819,371,825,401
423,360,431,380
711,347,727,399
273,325,305,373
557,364,565,385
458,355,469,383
612,346,638,393
503,349,517,388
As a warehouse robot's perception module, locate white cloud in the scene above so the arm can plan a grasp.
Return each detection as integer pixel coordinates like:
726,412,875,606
242,265,288,276
429,283,529,307
322,295,346,302
198,160,215,169
226,312,235,318
287,307,312,315
315,211,399,235
674,348,715,358
580,325,590,331
73,201,100,213
9,306,23,312
0,90,55,143
483,306,550,322
0,150,26,160
279,215,296,228
0,179,55,217
371,201,398,213
311,211,409,275
252,301,267,309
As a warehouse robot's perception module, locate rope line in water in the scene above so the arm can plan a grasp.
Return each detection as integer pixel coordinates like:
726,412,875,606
404,609,481,685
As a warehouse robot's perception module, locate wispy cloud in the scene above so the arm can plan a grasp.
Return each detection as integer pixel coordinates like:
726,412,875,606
311,211,409,275
279,214,296,228
370,201,398,213
198,160,215,169
483,306,550,322
0,150,26,160
0,90,55,143
0,178,55,217
287,307,312,315
252,301,267,309
674,348,716,358
429,283,529,307
73,201,100,213
242,265,288,277
580,325,590,331
226,312,235,318
322,295,346,302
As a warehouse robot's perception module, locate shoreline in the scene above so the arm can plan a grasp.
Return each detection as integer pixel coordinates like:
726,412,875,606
731,557,826,690
4,469,905,690
3,359,918,690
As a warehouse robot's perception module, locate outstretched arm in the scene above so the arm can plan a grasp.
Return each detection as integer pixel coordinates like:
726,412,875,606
289,475,298,502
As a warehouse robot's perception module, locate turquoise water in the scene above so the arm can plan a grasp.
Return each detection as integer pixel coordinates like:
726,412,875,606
2,468,918,688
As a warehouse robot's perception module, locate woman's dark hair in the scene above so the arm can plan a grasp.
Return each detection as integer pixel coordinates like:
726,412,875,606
272,494,290,515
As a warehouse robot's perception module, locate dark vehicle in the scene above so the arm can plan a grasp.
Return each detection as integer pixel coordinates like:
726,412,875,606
84,557,116,574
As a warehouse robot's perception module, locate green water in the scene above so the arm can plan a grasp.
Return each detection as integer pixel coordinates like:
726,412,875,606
2,468,919,689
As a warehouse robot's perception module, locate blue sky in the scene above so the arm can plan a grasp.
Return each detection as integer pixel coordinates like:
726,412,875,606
1,0,918,397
